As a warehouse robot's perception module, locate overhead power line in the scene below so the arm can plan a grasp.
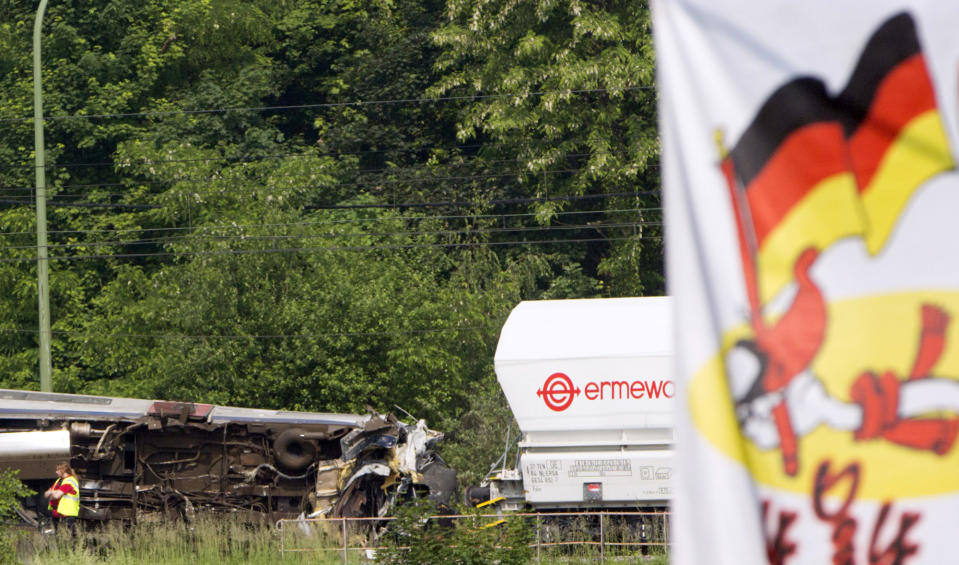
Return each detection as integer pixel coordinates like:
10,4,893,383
0,86,653,124
0,235,659,264
0,221,655,252
0,199,159,210
3,143,604,173
0,206,658,238
0,325,495,341
304,190,657,209
1,163,640,193
0,189,657,213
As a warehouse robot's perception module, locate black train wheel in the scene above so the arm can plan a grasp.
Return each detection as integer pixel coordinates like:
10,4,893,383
273,428,316,471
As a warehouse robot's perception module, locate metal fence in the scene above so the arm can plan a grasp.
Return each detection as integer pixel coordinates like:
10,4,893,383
276,510,670,563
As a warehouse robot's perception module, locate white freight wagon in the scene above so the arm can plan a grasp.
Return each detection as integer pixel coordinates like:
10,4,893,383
476,297,674,510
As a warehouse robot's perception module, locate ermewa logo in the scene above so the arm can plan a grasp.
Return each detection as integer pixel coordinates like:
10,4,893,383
537,373,581,411
537,372,675,412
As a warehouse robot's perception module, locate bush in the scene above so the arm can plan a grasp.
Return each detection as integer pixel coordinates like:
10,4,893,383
375,502,532,565
0,469,33,565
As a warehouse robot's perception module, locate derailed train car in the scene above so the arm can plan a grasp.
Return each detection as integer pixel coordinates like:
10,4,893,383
0,388,456,526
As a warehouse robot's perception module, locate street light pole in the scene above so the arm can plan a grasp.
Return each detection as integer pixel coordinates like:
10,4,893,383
33,0,52,392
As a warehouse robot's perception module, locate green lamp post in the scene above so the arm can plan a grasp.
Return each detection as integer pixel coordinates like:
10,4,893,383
33,0,52,392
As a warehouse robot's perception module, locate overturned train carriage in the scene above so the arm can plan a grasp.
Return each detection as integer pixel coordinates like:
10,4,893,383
0,389,456,526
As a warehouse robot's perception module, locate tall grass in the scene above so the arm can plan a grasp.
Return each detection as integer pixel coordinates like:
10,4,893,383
16,514,670,564
19,517,354,565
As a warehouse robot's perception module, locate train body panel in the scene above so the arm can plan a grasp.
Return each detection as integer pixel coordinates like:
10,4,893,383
479,297,674,510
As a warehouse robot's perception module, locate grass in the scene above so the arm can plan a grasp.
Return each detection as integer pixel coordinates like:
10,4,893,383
13,515,670,564
17,517,355,565
529,512,670,565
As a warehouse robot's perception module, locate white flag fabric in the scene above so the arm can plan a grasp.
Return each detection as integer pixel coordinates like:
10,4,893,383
656,1,959,563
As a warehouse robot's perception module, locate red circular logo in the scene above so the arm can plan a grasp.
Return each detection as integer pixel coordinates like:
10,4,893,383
537,372,581,412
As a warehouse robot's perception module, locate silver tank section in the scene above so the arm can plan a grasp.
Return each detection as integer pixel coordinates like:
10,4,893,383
0,430,71,479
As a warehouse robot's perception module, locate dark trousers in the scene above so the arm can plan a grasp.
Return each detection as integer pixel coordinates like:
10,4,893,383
55,516,77,537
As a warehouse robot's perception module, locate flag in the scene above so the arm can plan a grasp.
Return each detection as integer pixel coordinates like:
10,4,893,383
840,14,953,254
721,13,953,306
658,3,959,564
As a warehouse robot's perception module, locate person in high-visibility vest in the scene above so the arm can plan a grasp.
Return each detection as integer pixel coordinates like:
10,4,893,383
44,462,80,536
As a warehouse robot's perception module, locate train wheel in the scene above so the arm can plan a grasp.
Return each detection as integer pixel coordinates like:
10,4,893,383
274,428,316,471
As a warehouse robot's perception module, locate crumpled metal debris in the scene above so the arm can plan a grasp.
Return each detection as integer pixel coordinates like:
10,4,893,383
322,413,456,520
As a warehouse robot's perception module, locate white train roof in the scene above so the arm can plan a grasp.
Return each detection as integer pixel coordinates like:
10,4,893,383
495,296,673,365
0,388,366,428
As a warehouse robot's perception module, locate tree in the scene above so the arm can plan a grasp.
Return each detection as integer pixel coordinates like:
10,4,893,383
431,0,663,295
0,0,664,486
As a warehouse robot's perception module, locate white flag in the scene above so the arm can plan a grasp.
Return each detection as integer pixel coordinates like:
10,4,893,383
657,1,959,563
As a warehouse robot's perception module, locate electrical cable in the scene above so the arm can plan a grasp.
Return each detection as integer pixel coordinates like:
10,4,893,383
0,324,495,340
0,207,658,238
1,164,650,195
0,189,658,212
1,145,604,173
0,86,654,124
0,163,659,208
0,234,659,263
0,221,656,252
303,190,658,209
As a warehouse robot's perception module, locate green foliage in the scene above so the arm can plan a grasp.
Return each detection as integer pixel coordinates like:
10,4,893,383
0,528,16,565
0,469,33,565
0,0,662,500
438,377,517,489
375,502,532,565
431,0,663,295
0,468,32,521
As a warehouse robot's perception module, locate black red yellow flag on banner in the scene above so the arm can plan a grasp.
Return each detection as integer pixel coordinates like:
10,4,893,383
659,4,959,564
